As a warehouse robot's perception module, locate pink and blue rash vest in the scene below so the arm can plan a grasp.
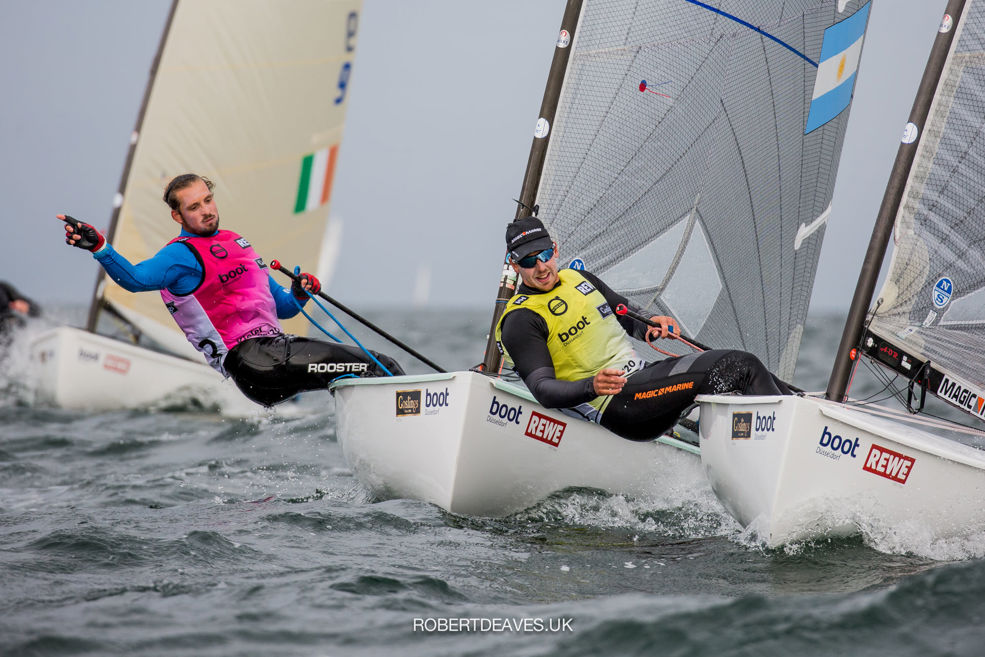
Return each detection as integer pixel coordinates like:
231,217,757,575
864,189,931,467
160,230,281,374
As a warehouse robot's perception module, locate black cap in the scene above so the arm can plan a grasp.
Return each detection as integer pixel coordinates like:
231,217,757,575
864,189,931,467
505,217,553,260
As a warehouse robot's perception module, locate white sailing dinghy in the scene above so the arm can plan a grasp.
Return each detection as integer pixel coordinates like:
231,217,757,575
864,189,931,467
699,0,985,547
332,0,867,516
30,0,362,412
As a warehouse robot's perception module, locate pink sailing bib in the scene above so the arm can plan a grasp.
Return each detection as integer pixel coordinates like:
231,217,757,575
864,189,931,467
160,230,280,374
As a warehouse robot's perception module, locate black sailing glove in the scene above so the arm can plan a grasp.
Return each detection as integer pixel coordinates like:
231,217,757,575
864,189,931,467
60,215,106,252
291,272,321,300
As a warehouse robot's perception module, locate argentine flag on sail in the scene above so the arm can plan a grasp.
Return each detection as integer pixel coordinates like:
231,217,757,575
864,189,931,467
804,1,871,134
294,145,339,214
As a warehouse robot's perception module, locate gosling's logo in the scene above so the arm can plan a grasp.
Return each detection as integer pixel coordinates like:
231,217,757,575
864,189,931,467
255,257,266,268
395,390,422,417
731,412,752,440
548,296,568,316
597,302,613,319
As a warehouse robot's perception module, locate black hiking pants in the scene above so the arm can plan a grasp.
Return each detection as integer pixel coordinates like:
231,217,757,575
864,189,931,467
224,334,404,406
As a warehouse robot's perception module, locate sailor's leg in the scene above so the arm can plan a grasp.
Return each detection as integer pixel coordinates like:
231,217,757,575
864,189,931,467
281,336,405,382
600,364,703,441
697,350,790,396
224,335,404,406
599,350,788,440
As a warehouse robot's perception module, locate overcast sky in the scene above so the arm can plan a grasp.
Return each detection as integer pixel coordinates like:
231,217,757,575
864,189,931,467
2,0,947,314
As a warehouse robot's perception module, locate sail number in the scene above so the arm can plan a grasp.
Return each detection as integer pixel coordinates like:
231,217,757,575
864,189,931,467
335,11,359,105
877,344,901,367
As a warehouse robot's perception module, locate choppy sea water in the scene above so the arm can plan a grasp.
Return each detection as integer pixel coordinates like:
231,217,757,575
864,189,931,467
3,306,985,657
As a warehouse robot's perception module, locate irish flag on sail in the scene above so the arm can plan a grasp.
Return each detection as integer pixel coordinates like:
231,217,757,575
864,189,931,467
294,145,339,214
804,1,871,134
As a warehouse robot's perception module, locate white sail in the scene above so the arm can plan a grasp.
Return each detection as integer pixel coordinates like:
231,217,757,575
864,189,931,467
867,0,985,418
99,0,361,348
533,0,872,380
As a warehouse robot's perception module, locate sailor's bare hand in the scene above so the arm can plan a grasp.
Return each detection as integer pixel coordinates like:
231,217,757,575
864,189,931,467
8,299,30,315
646,315,677,340
593,368,627,396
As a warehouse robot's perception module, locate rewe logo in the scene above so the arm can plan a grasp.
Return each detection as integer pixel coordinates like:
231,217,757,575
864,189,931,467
525,411,566,447
559,315,591,343
219,263,248,284
816,425,860,461
487,395,523,426
103,354,130,375
863,443,915,484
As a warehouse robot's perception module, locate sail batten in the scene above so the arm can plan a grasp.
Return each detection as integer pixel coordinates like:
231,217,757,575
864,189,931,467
533,0,871,379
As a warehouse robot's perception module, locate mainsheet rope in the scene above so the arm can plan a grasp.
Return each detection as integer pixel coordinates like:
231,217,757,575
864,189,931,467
644,331,705,357
290,266,395,377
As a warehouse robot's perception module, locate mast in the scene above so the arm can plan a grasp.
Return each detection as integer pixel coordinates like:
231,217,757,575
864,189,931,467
826,0,967,402
480,0,584,372
85,0,180,333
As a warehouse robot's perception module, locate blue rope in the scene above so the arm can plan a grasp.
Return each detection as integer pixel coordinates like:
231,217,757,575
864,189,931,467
291,298,343,343
291,267,394,377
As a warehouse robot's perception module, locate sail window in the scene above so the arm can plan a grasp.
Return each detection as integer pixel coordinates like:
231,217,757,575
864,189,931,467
599,216,721,335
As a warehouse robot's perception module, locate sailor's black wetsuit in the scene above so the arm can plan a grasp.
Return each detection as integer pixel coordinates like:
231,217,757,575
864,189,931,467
497,269,790,441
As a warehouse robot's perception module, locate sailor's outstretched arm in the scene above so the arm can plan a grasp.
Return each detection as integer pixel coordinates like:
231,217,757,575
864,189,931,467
58,215,201,293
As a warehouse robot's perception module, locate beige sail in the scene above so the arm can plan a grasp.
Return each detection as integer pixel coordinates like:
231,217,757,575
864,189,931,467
101,0,362,348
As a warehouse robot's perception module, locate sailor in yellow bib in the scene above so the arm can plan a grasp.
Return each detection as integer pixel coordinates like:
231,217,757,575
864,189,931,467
497,217,792,440
496,268,643,421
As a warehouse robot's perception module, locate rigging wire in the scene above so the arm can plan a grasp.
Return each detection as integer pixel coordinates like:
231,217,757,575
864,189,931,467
846,354,985,437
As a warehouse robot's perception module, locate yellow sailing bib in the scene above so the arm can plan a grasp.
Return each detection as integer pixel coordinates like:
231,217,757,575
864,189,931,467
495,269,641,413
